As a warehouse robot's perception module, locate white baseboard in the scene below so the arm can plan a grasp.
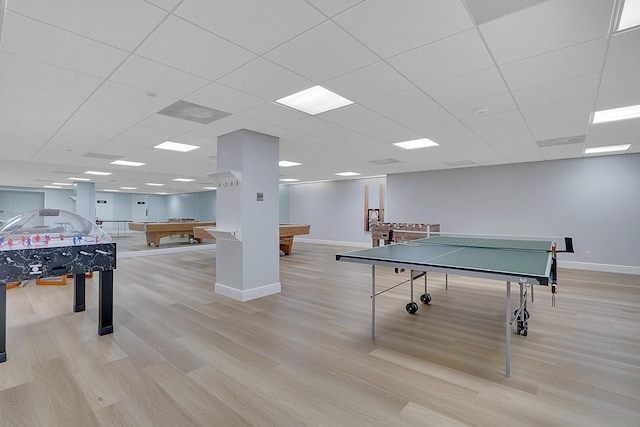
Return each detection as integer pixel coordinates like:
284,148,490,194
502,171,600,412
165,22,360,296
118,243,216,258
560,260,640,275
215,281,281,301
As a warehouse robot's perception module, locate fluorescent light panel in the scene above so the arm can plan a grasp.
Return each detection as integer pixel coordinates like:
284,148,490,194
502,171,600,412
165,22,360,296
68,177,91,181
280,178,300,182
276,86,353,115
335,172,361,177
203,186,217,190
618,0,640,31
120,187,137,190
44,185,61,189
592,104,640,124
111,160,146,167
52,182,73,186
154,141,200,152
145,183,164,186
103,189,120,192
172,178,195,182
279,160,302,167
584,144,631,154
85,171,111,176
393,138,439,150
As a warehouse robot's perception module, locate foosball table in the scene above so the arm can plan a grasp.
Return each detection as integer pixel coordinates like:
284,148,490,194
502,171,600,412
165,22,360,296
0,209,117,363
370,222,440,246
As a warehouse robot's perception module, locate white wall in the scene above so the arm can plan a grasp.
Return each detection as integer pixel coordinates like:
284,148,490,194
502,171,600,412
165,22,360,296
288,176,386,245
385,154,640,273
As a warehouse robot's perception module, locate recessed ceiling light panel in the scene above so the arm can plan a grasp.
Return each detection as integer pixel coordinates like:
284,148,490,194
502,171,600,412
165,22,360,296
154,141,200,152
111,160,146,167
335,172,361,177
592,105,640,124
393,138,439,150
276,86,354,115
279,160,302,167
173,178,195,182
85,171,112,176
584,144,631,155
145,183,165,186
280,178,300,182
617,0,640,31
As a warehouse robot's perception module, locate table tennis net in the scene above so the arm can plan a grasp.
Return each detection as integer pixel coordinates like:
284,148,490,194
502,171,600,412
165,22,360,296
388,230,573,253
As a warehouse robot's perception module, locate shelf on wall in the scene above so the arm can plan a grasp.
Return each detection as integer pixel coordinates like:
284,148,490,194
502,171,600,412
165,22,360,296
203,227,242,242
207,170,242,187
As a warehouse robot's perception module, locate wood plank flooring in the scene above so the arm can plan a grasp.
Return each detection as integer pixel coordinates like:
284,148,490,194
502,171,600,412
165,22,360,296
1,238,639,426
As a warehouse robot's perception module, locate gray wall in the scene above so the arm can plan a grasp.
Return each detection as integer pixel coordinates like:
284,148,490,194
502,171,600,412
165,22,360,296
288,176,386,245
385,154,640,273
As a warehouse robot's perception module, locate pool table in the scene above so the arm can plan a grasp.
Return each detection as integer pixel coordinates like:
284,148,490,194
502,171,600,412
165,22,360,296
192,224,310,255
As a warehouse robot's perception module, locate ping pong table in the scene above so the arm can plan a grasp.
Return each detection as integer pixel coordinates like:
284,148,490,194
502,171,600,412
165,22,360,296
336,235,565,377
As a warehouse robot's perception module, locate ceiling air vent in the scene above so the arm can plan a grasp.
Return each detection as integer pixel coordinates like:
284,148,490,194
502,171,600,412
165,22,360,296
537,135,586,147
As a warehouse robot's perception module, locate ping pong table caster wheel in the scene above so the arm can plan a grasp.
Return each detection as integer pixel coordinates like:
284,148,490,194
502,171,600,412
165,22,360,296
406,302,418,314
516,321,529,336
420,293,432,304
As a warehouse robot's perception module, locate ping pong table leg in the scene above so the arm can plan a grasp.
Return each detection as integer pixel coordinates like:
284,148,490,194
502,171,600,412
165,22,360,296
1,281,6,363
506,281,511,378
371,265,376,340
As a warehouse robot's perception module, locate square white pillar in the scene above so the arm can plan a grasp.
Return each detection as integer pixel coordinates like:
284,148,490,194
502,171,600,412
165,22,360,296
211,129,280,301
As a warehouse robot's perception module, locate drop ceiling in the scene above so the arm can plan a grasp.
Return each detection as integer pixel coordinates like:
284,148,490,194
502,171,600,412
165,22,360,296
0,0,638,193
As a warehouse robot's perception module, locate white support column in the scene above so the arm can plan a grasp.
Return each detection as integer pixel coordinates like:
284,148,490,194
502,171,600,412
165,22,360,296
73,181,96,222
212,129,280,301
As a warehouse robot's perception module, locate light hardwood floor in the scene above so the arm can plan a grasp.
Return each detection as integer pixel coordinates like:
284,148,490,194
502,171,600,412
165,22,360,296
1,238,639,426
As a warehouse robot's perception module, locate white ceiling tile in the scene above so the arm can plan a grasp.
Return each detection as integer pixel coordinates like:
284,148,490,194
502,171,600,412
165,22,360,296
0,99,71,133
176,0,325,54
136,16,256,80
319,104,385,127
265,21,379,82
217,58,313,101
91,81,176,113
0,11,128,78
586,120,640,148
185,82,265,114
350,118,421,143
238,102,309,126
0,52,102,97
392,105,462,136
306,0,364,17
136,113,204,135
0,125,54,161
480,0,614,64
145,0,182,11
334,0,473,58
110,55,210,99
513,73,600,108
282,116,378,143
540,143,585,160
463,110,541,162
323,61,414,103
521,97,595,140
388,29,494,86
361,88,440,118
604,27,640,69
0,79,84,112
8,0,167,51
422,67,509,105
445,92,517,120
500,38,607,90
596,62,640,110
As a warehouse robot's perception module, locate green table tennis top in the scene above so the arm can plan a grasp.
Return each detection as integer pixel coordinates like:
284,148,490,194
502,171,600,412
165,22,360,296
336,236,553,282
